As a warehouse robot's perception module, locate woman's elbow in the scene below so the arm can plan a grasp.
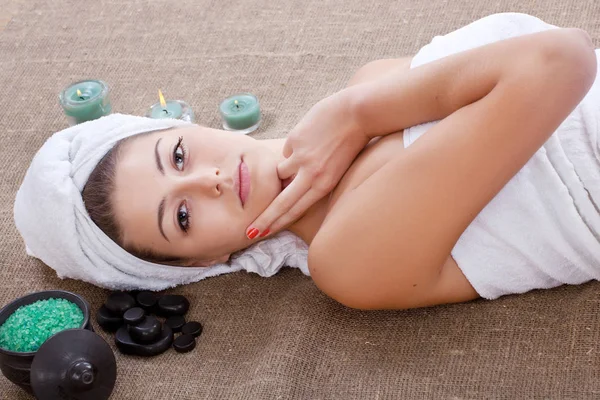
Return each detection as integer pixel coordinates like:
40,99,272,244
542,28,597,91
572,29,597,89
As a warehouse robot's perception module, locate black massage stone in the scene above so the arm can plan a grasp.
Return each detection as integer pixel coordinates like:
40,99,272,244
96,305,124,332
157,295,190,316
115,325,174,357
181,321,203,338
165,315,186,333
105,292,136,316
173,334,196,353
123,307,145,325
124,307,162,344
136,291,159,311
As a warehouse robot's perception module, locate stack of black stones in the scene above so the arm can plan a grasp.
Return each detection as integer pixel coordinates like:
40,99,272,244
96,291,202,356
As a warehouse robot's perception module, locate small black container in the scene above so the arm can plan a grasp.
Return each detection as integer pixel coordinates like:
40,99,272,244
0,290,92,394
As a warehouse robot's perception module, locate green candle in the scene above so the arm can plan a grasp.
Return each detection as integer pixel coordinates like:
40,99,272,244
59,80,111,126
219,93,262,134
145,90,195,122
149,101,183,119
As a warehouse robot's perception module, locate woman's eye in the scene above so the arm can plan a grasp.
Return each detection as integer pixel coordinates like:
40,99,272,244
173,137,186,171
177,202,190,232
174,145,185,170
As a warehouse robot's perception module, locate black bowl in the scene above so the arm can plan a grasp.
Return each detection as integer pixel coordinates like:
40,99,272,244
0,290,92,394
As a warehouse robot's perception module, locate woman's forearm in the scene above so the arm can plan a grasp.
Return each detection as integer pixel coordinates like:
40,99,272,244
343,28,594,139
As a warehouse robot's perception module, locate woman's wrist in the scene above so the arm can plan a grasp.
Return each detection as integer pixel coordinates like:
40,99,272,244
341,81,396,140
335,85,374,141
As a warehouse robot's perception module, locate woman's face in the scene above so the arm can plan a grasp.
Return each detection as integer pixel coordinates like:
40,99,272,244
113,125,283,266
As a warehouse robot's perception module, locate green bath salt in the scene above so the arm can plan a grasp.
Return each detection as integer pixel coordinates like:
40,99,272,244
0,298,84,352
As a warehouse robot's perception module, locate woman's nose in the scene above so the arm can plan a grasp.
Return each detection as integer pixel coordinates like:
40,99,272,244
179,167,226,197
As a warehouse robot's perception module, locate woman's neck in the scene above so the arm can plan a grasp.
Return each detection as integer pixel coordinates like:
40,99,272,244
262,138,330,245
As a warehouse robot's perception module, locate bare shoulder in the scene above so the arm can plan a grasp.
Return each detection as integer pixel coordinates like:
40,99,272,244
308,233,478,310
306,133,479,311
308,191,479,311
304,54,486,311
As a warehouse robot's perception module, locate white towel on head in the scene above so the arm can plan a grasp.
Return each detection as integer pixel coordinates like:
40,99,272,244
14,113,309,291
404,12,600,299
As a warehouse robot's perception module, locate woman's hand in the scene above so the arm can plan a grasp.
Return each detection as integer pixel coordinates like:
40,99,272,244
246,89,370,239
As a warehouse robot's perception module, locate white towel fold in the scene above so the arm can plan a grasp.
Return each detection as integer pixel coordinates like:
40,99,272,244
14,114,309,291
404,13,600,299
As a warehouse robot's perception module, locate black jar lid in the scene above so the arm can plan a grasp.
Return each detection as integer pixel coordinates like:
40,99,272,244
30,329,117,400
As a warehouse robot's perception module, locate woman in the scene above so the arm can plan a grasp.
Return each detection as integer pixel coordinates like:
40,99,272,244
14,13,599,310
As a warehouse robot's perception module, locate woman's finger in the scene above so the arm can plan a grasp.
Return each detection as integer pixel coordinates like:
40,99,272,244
276,155,299,180
282,137,294,158
266,188,328,234
246,172,311,238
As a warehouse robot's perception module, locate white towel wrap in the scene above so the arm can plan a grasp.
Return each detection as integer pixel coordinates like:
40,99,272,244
404,12,600,299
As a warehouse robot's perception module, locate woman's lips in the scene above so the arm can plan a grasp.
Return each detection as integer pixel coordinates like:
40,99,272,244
238,158,250,207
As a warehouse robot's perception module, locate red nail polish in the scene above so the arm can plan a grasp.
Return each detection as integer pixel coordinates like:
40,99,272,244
259,229,270,238
247,228,259,239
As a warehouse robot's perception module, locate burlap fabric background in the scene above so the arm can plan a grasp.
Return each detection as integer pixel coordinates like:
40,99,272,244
1,0,600,398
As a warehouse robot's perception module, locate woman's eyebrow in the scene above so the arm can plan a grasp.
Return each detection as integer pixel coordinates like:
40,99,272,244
157,198,169,242
155,137,165,175
154,137,169,242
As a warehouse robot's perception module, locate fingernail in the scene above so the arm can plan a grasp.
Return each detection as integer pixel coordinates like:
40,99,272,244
259,229,270,238
247,228,259,239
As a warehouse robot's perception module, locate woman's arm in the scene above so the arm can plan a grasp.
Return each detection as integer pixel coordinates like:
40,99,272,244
346,57,413,88
308,28,597,310
342,28,595,139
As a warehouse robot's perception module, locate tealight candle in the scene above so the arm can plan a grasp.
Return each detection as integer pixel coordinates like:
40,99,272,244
219,93,262,134
145,90,194,122
59,80,112,126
